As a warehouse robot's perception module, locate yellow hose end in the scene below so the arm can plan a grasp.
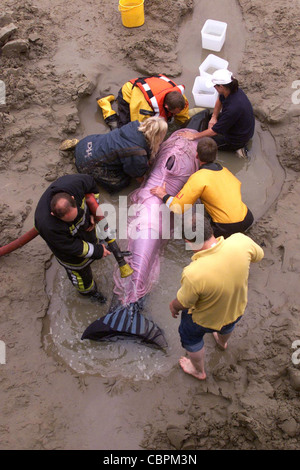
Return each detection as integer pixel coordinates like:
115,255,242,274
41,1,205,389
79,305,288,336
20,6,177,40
119,263,134,278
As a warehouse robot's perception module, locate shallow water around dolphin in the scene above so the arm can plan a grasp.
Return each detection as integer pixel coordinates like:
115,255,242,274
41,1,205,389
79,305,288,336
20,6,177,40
44,239,191,380
44,0,285,380
43,122,284,381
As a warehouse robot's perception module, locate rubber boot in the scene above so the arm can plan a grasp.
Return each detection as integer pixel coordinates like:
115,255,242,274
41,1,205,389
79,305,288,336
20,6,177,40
87,281,107,304
89,290,107,304
96,95,118,130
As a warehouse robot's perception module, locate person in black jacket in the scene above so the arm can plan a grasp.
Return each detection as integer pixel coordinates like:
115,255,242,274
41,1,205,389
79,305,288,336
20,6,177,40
34,174,111,303
179,69,255,158
59,116,168,193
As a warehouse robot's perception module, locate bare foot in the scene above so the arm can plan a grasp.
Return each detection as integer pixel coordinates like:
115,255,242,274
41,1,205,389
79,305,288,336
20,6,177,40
179,356,206,381
213,332,227,351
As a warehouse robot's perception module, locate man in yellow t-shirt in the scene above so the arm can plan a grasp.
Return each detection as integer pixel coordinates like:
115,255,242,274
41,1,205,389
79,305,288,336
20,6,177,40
150,137,254,238
170,216,264,380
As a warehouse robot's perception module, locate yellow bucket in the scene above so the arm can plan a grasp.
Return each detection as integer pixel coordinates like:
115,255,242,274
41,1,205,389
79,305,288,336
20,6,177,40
118,0,145,28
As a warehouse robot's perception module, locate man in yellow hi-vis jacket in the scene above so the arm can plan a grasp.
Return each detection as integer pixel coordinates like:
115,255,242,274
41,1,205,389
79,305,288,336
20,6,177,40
97,74,190,129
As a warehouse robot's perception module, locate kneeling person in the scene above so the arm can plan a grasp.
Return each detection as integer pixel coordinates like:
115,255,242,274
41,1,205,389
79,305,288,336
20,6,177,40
97,74,190,129
60,117,168,193
151,137,253,238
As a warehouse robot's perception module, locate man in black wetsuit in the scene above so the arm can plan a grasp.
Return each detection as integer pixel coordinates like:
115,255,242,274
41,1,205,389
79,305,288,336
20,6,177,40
34,173,111,303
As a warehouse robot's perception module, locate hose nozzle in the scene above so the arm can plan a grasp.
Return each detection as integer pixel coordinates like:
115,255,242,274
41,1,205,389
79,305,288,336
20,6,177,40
86,194,134,278
106,238,134,278
119,263,134,278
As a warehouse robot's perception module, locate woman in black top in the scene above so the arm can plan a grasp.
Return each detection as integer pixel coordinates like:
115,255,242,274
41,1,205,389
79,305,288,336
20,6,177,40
180,69,255,154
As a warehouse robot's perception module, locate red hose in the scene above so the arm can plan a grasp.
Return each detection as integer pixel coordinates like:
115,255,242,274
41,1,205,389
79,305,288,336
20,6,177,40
0,227,39,257
0,193,100,258
85,193,104,222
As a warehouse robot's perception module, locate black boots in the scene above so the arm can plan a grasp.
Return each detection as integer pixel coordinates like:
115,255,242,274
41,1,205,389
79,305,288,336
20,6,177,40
86,282,107,304
89,290,107,304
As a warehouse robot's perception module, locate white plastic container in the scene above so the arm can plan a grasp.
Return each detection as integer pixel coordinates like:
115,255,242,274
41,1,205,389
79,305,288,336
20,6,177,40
199,54,229,78
201,19,227,52
192,76,218,108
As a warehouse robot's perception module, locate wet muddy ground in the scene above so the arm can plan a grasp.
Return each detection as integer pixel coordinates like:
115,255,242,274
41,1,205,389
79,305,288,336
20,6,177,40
1,0,300,451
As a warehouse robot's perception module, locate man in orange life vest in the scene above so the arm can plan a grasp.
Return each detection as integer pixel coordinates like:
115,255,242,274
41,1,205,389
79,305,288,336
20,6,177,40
97,74,190,130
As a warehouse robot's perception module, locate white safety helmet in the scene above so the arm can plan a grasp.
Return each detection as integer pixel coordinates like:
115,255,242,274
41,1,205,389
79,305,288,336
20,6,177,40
206,69,233,88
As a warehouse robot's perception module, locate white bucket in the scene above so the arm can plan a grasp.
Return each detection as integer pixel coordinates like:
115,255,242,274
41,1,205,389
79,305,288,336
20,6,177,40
201,19,227,52
192,76,218,108
199,54,229,78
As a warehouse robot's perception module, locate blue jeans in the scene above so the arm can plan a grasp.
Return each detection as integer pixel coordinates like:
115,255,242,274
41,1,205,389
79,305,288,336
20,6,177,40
179,309,242,352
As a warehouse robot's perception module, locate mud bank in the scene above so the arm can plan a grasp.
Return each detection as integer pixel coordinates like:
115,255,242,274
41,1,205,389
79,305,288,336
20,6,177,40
0,0,300,450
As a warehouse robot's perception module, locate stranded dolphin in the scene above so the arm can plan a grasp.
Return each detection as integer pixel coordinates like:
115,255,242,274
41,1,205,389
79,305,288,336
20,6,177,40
81,111,209,349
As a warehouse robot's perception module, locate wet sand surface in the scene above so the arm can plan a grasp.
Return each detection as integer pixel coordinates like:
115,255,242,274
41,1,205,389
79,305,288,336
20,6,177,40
45,119,284,382
44,0,285,383
1,0,300,451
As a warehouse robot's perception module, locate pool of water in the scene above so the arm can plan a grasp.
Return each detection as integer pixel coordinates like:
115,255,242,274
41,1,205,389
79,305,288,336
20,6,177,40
43,0,285,380
44,239,191,380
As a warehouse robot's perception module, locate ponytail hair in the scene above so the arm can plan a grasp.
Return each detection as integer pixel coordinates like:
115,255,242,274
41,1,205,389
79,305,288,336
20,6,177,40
224,77,239,94
138,116,168,163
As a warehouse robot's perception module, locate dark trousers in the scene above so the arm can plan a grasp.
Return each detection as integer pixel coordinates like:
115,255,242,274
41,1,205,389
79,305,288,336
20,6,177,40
116,89,131,127
211,133,247,152
210,208,254,239
64,262,96,295
116,88,156,128
186,110,249,151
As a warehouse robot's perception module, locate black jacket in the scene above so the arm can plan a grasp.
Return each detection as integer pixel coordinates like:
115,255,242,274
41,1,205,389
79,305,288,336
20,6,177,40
212,89,255,148
34,174,104,267
74,121,150,192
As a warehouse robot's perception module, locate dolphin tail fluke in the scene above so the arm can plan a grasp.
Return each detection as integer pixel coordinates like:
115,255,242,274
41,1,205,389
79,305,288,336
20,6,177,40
81,301,168,350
